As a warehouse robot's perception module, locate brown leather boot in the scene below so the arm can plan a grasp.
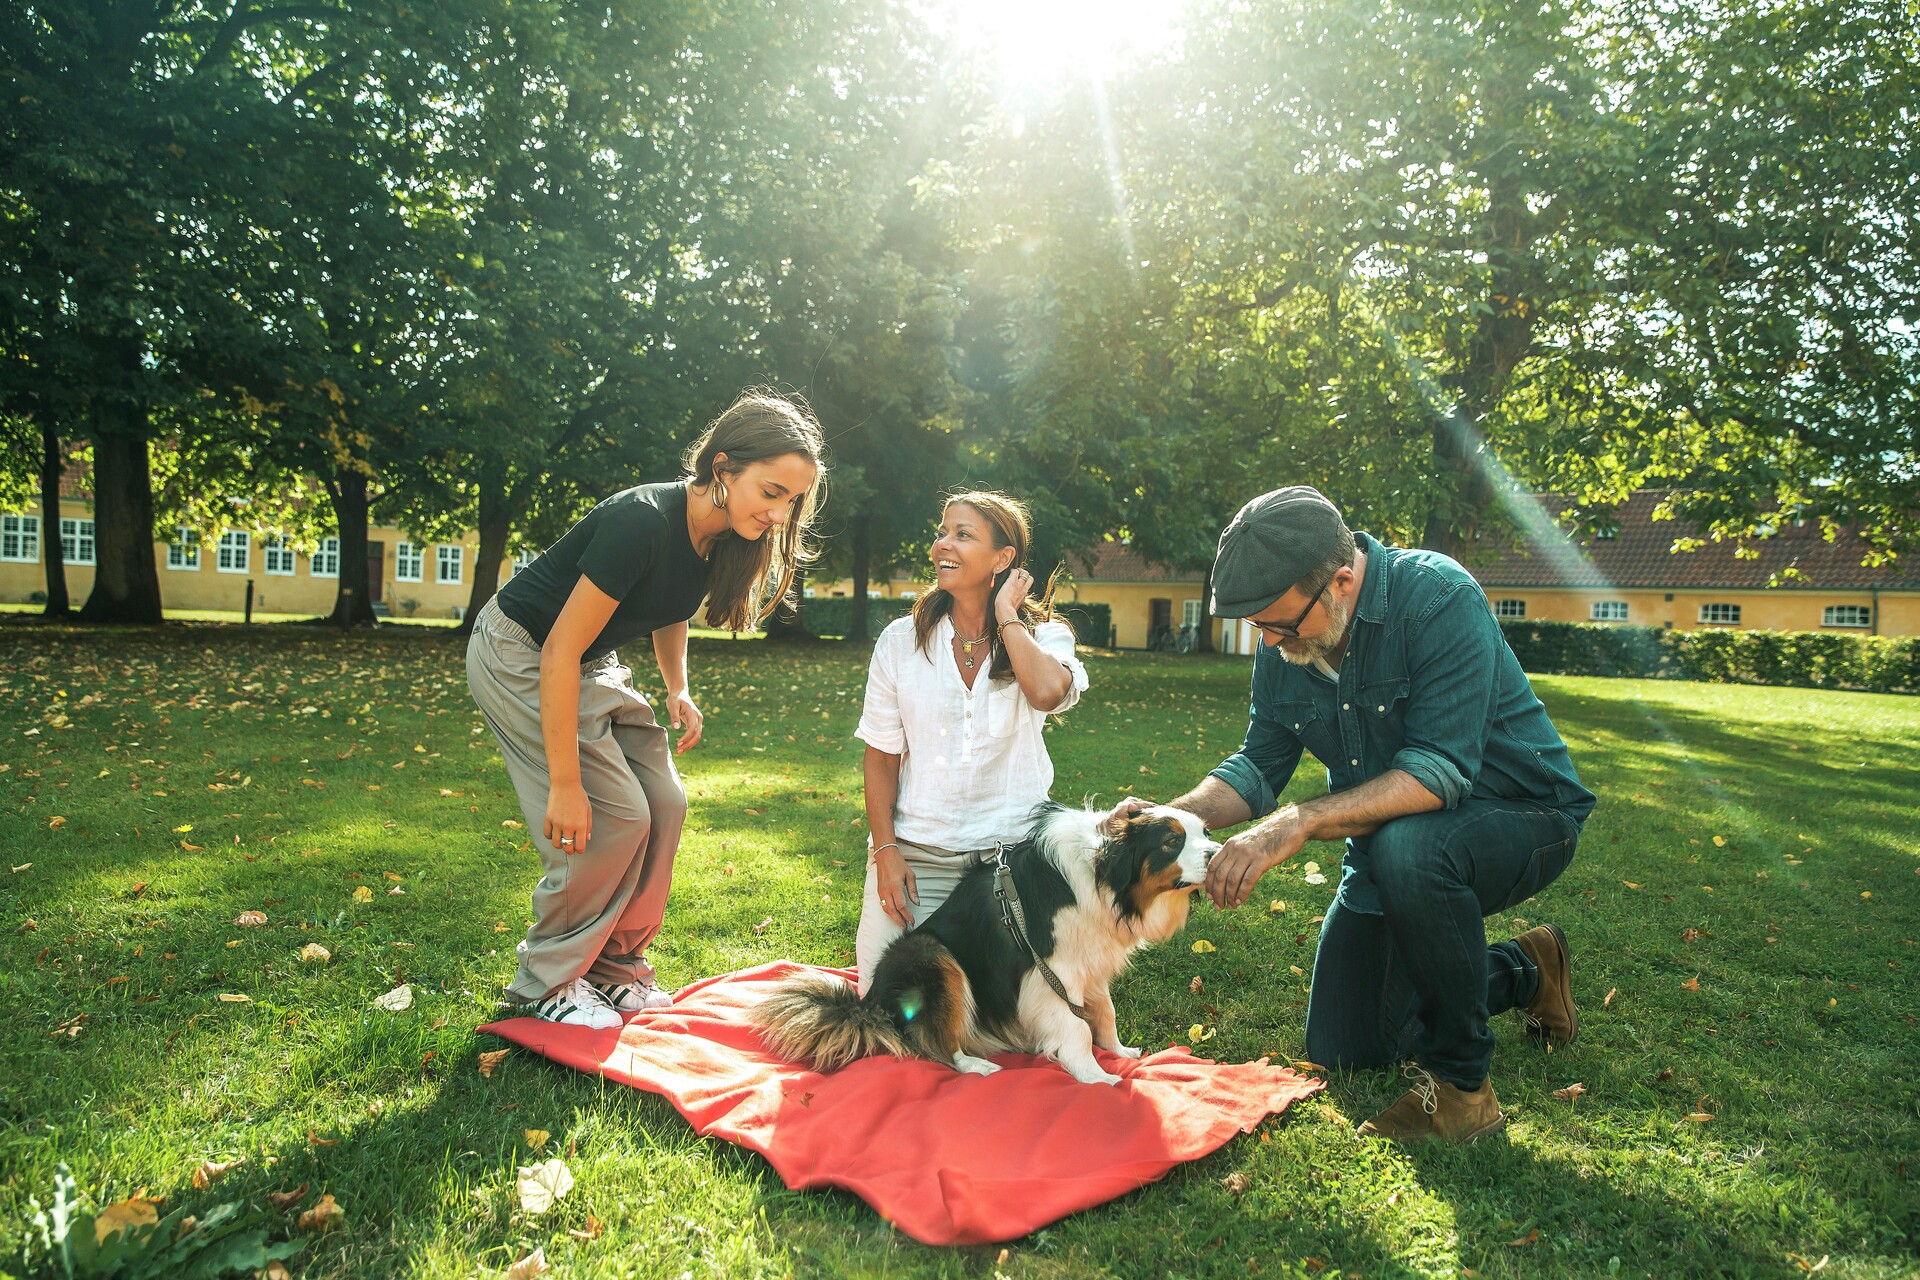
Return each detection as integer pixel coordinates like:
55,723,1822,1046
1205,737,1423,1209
1356,1065,1505,1144
1514,923,1577,1049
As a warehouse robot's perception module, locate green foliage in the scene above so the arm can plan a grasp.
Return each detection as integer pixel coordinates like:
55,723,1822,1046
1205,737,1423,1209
1500,619,1920,693
23,1165,301,1280
795,595,917,639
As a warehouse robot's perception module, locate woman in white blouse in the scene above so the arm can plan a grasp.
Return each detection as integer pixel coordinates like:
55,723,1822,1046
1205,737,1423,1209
853,491,1090,992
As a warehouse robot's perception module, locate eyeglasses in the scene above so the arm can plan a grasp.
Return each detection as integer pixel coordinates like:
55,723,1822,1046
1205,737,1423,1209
1251,585,1325,640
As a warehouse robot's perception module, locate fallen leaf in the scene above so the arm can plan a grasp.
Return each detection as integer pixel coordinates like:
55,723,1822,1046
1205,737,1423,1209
516,1158,574,1214
507,1248,551,1279
217,993,252,1003
1604,987,1618,1007
267,1184,309,1212
1219,1171,1251,1196
1681,927,1705,942
1507,1227,1541,1247
1191,939,1216,953
299,943,330,963
351,885,374,903
191,1156,245,1189
173,824,193,833
297,1193,343,1232
308,1129,338,1146
1622,880,1642,889
1552,1082,1587,1101
524,1128,550,1152
372,983,413,1012
49,816,67,829
1269,899,1287,913
1684,1111,1715,1123
265,1262,293,1280
567,1214,605,1242
234,910,268,927
1712,835,1727,847
1187,1023,1216,1042
752,916,774,934
478,1049,511,1078
1190,976,1204,995
93,1195,159,1244
1681,976,1701,992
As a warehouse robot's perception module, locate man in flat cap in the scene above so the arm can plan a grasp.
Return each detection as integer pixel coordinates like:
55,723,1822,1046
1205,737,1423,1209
1161,486,1594,1142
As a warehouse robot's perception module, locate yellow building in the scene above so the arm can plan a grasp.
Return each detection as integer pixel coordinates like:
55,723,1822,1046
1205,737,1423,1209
1,494,517,619
1467,492,1920,637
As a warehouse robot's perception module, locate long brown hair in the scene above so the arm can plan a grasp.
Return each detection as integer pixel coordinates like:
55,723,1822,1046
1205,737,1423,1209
910,491,1068,681
683,389,827,631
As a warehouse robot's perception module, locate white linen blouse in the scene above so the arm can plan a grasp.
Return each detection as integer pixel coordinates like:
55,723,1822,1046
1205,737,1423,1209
855,614,1090,851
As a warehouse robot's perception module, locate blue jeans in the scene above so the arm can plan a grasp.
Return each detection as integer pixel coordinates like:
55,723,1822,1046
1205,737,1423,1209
1303,798,1580,1089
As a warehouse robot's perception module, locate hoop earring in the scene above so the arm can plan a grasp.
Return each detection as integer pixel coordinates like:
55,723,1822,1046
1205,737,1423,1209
711,477,729,510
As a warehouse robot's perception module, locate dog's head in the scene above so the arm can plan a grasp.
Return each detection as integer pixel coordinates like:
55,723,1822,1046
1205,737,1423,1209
1096,806,1220,922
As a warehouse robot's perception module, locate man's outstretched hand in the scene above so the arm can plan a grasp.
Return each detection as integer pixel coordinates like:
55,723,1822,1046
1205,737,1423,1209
1205,808,1310,909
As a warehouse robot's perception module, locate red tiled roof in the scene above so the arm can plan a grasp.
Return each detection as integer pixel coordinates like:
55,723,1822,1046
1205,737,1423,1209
1064,541,1201,584
1470,492,1920,591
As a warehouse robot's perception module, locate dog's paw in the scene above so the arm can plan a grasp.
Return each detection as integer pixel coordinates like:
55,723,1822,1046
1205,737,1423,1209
1113,1044,1144,1059
953,1054,1002,1077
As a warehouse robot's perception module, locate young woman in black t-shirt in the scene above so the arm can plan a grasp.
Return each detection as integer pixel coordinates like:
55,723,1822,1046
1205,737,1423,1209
467,390,826,1027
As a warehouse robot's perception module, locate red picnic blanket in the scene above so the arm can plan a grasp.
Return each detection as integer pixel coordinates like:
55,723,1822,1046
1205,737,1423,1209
478,960,1323,1245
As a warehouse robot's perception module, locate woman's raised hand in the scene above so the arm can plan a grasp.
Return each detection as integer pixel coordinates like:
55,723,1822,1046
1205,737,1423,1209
993,567,1035,623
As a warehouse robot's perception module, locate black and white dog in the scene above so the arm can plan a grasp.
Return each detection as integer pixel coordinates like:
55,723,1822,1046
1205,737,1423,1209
753,803,1218,1085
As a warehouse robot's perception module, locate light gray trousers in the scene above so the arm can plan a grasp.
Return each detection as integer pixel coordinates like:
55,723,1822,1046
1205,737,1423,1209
466,597,687,1002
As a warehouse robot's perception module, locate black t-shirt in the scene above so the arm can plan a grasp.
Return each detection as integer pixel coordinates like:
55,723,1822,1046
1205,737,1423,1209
495,481,712,660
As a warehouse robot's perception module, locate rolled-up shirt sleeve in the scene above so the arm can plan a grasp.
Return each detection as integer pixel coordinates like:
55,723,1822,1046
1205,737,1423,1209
1206,650,1302,820
854,632,906,753
1034,619,1090,713
1393,584,1501,807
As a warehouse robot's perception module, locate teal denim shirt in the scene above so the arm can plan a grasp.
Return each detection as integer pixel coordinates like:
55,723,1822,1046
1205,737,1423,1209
1209,532,1596,912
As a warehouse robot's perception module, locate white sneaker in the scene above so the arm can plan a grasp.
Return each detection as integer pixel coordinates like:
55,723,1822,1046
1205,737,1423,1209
529,978,623,1029
593,979,673,1013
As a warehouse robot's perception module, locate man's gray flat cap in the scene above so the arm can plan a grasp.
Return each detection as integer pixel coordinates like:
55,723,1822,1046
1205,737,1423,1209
1209,486,1349,618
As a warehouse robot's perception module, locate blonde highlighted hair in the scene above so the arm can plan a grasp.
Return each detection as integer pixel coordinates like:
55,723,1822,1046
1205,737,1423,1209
683,389,827,631
910,490,1068,680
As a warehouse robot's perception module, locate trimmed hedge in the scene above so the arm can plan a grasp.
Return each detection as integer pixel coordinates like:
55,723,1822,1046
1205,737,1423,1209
798,596,1114,647
1499,619,1920,695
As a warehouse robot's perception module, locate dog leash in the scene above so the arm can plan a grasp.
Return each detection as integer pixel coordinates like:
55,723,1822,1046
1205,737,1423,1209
989,842,1084,1016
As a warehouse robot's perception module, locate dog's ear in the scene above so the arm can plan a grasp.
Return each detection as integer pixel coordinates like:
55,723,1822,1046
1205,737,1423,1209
1102,808,1157,842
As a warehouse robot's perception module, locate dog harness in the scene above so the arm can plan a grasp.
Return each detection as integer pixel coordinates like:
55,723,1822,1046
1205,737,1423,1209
989,842,1085,1016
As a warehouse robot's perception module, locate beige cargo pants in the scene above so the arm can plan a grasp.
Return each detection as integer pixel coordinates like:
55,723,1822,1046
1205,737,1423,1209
466,597,686,1003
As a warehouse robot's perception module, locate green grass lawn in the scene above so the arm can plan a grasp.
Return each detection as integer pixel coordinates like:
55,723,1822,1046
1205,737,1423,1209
1,618,1915,1278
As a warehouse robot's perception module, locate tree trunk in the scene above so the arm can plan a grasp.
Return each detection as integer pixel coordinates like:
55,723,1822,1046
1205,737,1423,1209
763,566,808,642
848,513,872,643
326,469,377,628
1196,563,1215,653
460,458,511,637
78,429,163,624
39,420,70,617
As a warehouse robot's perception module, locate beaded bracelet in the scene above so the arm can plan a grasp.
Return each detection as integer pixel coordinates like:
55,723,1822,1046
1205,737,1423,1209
868,842,899,863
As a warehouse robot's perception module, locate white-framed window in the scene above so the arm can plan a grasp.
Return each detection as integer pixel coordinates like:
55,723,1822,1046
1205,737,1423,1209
1182,598,1203,629
216,530,250,573
1590,600,1629,622
59,518,95,566
436,544,464,584
395,541,423,582
1699,603,1741,625
310,536,339,578
1493,598,1527,619
0,514,39,563
510,549,537,576
1823,604,1871,629
166,528,201,570
262,534,296,575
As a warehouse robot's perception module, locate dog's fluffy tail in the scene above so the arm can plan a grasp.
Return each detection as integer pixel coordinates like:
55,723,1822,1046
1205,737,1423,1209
751,973,906,1073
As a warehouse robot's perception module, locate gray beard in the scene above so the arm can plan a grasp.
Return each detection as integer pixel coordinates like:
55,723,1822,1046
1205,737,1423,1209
1273,593,1351,667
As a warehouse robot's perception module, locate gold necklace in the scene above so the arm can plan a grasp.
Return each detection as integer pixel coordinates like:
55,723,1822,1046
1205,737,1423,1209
953,624,990,669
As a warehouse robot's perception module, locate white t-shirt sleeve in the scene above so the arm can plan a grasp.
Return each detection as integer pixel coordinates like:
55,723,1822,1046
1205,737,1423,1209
1034,619,1090,713
854,627,907,753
